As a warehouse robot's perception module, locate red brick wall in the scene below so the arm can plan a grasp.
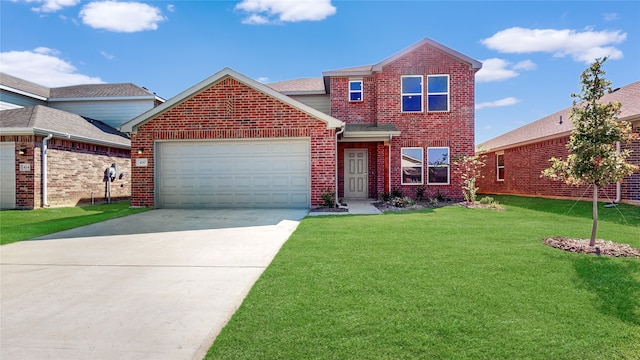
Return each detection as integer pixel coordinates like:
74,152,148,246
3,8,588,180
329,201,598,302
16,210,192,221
331,76,377,124
1,134,130,209
130,77,337,207
330,42,476,200
478,134,640,202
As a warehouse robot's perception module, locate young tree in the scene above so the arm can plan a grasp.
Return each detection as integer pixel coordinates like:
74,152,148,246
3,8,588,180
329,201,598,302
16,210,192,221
453,153,486,204
543,57,638,246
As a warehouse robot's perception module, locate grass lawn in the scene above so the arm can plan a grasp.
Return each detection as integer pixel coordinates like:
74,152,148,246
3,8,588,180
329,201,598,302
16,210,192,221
206,196,640,359
0,201,149,245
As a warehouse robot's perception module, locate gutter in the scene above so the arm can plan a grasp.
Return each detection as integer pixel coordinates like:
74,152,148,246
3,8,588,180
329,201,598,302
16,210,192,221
0,127,130,150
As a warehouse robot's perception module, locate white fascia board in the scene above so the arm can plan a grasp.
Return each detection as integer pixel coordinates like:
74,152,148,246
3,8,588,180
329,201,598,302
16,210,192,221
0,85,48,101
49,96,156,102
0,127,130,149
120,67,344,133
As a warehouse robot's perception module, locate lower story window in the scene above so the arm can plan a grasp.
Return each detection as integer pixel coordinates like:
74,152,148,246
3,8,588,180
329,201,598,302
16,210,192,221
427,147,450,184
401,147,423,184
497,153,505,181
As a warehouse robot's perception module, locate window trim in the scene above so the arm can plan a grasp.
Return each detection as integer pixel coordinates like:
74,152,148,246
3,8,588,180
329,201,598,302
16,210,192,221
401,75,423,113
427,147,450,185
496,152,505,181
427,74,450,112
401,147,424,185
349,79,363,102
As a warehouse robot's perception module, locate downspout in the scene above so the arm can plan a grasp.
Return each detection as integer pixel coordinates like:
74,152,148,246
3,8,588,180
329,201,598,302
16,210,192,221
42,133,53,207
335,125,347,208
615,141,622,203
388,134,393,193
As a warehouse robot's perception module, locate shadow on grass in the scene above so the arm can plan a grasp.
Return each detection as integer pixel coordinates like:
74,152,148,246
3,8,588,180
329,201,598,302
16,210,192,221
489,195,640,226
572,256,640,325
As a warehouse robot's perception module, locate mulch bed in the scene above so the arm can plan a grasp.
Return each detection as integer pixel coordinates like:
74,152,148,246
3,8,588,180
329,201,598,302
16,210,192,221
544,236,640,258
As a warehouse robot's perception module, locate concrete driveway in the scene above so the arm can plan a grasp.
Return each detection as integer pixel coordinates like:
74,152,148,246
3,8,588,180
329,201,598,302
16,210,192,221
0,208,308,360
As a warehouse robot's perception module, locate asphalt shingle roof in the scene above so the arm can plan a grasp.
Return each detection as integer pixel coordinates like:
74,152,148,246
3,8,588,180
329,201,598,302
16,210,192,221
50,83,155,98
267,78,325,93
479,81,640,152
0,105,130,147
0,73,50,98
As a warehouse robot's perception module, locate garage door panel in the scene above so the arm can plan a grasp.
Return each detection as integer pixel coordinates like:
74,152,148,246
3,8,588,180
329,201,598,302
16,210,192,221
157,139,310,209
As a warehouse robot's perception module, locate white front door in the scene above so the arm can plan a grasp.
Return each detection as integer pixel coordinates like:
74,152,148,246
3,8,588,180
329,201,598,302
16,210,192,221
344,149,368,199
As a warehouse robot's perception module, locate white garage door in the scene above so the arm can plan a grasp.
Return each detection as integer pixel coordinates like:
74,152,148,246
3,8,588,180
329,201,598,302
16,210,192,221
0,142,16,209
156,139,310,209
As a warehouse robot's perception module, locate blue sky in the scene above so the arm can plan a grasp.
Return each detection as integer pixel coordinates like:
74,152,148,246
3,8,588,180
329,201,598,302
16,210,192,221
1,0,639,144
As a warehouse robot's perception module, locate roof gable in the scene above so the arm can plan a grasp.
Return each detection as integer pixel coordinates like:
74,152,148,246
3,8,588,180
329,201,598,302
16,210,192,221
323,38,482,77
120,67,343,133
479,81,640,152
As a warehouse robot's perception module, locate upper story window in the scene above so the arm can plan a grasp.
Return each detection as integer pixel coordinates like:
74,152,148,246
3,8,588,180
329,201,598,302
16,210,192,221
427,147,450,185
496,153,505,181
401,147,423,185
349,79,363,102
427,75,449,112
401,75,423,112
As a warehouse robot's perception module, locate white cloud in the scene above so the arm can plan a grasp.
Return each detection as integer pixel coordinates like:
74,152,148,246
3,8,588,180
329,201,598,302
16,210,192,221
167,4,175,12
16,0,81,13
475,97,520,110
100,51,115,60
235,0,336,24
0,47,103,87
476,58,536,83
603,13,619,21
512,60,537,71
80,1,166,33
256,76,269,83
481,27,626,64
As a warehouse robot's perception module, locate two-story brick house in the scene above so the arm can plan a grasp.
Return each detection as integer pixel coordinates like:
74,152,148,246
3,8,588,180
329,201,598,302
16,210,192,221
120,38,481,209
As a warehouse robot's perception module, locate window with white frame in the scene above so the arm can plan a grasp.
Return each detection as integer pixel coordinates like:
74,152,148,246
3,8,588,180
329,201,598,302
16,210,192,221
496,153,505,181
427,75,449,112
401,147,423,184
349,79,363,102
401,75,423,112
427,147,450,184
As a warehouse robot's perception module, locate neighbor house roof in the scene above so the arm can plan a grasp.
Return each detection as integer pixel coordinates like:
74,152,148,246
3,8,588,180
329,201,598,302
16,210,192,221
49,83,158,99
0,72,50,99
120,67,344,133
479,81,640,152
0,105,130,148
267,78,326,95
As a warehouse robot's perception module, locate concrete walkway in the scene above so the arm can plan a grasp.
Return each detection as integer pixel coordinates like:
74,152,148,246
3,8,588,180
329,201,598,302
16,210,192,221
307,199,382,216
0,209,307,360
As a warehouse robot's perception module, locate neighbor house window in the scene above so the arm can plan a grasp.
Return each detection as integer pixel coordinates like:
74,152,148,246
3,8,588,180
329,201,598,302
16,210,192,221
427,75,449,112
401,147,423,184
401,75,423,112
427,147,450,184
349,79,363,102
497,153,505,181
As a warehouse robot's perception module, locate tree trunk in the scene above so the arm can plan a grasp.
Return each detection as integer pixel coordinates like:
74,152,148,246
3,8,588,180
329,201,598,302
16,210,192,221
590,185,598,246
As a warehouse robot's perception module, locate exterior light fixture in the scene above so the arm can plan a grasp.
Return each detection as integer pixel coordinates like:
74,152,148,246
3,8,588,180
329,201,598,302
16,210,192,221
18,148,27,155
137,148,144,154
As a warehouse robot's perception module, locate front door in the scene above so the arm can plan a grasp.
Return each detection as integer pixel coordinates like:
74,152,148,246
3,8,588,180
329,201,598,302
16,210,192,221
344,149,368,199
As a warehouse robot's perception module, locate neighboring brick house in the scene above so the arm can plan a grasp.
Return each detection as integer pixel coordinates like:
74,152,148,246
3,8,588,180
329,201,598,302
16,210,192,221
0,73,163,209
121,38,481,209
477,81,640,204
0,106,130,209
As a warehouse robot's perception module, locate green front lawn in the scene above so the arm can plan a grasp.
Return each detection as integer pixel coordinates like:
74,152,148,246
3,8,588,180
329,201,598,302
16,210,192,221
0,201,149,245
206,197,640,359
